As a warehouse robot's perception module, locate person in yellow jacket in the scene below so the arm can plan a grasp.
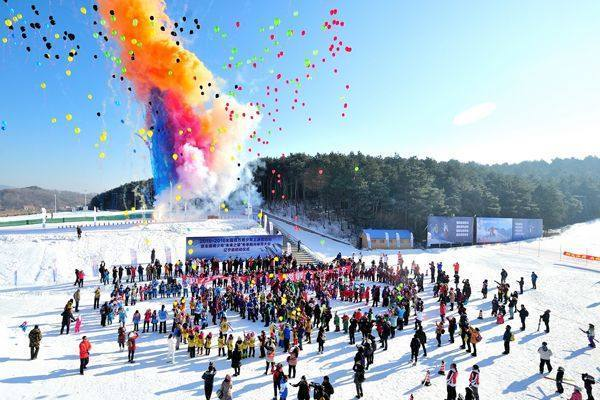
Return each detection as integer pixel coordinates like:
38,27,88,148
218,333,226,357
226,334,234,360
240,336,248,358
182,327,190,345
204,333,212,356
248,332,256,358
305,319,313,344
197,331,205,355
220,319,232,336
188,332,196,358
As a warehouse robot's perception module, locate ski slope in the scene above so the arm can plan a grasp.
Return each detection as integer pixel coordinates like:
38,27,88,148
0,219,598,399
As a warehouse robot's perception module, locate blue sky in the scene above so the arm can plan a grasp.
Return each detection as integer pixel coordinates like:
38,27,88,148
1,0,599,192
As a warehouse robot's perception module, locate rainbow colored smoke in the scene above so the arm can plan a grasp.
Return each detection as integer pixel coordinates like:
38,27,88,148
98,0,258,204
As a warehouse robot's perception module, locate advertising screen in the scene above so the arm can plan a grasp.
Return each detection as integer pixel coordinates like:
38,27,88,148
427,216,474,246
512,218,543,241
476,217,513,244
185,235,283,260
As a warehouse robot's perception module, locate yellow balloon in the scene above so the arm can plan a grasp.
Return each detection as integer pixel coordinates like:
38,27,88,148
172,153,178,161
87,94,93,100
66,114,73,121
98,152,106,159
65,69,72,77
40,82,46,89
80,7,87,15
50,118,57,123
74,127,81,134
188,249,194,255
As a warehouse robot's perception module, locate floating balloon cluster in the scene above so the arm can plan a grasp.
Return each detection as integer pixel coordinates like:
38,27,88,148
1,0,353,206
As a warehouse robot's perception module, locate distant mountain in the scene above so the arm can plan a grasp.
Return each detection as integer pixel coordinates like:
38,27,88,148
0,185,12,190
0,186,90,216
89,179,154,211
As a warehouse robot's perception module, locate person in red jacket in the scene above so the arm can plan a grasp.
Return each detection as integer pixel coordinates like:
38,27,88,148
468,365,480,400
127,332,139,363
569,387,582,400
446,363,458,400
79,336,92,375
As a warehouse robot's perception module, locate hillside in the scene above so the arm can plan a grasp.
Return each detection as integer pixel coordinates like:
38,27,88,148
89,155,600,240
0,186,89,216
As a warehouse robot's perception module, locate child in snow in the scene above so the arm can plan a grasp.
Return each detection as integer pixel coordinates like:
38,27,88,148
421,370,431,386
74,316,83,334
118,326,126,351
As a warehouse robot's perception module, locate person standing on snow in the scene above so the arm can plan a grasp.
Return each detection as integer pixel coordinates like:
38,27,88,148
28,325,42,360
580,324,596,348
581,373,595,400
538,341,553,374
502,325,512,354
446,363,458,400
167,334,176,363
531,271,538,289
202,362,217,400
79,336,92,375
540,310,551,333
555,367,565,394
219,375,233,400
517,277,525,294
93,287,101,309
469,365,480,400
127,332,139,363
73,289,81,313
291,376,310,400
518,305,529,331
353,360,365,398
60,306,76,335
410,334,421,365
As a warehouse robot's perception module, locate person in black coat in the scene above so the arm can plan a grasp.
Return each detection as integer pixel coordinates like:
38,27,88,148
349,318,357,345
518,305,529,331
100,302,109,327
582,373,595,400
353,361,365,398
410,335,421,365
291,376,311,400
380,322,390,351
540,310,551,333
322,376,334,399
60,308,75,335
416,326,427,356
502,325,512,354
202,363,217,400
231,345,242,376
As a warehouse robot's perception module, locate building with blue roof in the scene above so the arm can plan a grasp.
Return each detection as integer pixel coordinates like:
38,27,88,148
359,229,414,250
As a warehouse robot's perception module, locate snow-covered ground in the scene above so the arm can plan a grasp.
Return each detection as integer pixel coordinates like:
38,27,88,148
0,218,598,399
0,218,264,288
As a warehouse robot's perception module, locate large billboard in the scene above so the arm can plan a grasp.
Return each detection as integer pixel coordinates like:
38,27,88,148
185,235,283,260
476,217,513,244
512,218,543,241
427,216,474,246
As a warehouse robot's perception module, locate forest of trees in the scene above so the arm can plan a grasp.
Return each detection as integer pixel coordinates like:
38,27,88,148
90,155,600,242
254,154,600,240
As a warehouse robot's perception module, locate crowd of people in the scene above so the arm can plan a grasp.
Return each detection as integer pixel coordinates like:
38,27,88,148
25,248,596,400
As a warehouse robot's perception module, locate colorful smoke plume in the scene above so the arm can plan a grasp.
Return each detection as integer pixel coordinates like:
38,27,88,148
97,0,259,209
